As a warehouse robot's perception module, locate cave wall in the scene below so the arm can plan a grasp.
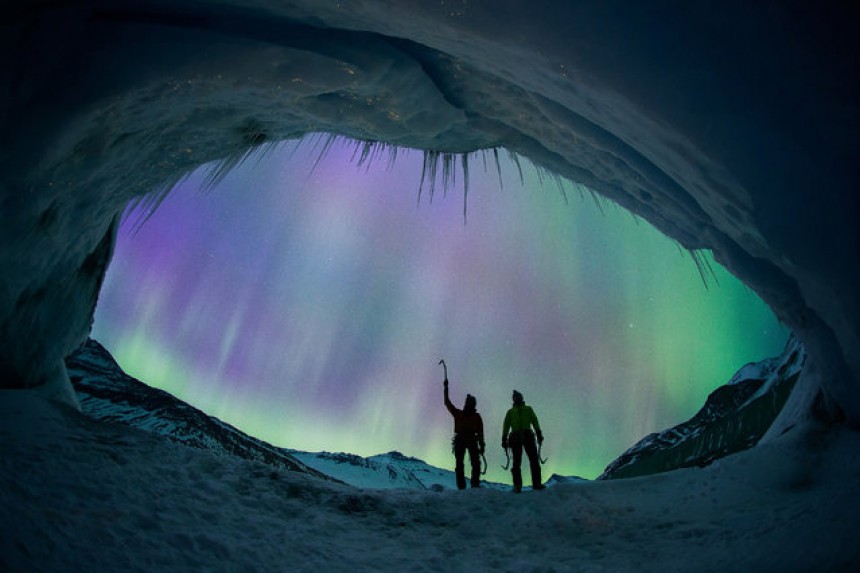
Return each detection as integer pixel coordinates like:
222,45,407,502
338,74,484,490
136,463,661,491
1,1,857,428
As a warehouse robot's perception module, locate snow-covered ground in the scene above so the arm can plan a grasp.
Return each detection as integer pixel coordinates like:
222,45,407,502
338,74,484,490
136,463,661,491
3,390,858,572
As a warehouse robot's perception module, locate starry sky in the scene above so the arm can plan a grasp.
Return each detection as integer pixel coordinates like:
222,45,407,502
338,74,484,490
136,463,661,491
92,137,788,483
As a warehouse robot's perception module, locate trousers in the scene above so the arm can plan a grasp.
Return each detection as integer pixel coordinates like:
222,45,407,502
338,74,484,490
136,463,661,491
453,434,481,489
509,430,541,490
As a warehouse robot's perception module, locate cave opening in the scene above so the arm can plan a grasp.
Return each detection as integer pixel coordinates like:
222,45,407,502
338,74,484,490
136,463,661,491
3,3,859,569
88,136,787,484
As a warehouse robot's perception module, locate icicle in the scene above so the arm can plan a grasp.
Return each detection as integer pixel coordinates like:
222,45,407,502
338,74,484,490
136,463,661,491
534,164,545,187
492,148,504,190
552,171,569,205
386,145,399,170
309,133,339,174
461,152,470,224
587,189,606,215
356,140,375,169
127,171,191,235
507,149,525,186
127,130,610,239
688,249,719,289
417,151,428,205
441,152,455,197
418,150,441,204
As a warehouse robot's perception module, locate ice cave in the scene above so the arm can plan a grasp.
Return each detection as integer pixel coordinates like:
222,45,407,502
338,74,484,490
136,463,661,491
2,1,859,570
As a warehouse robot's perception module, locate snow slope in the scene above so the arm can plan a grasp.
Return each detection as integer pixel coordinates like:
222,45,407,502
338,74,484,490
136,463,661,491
2,389,859,572
601,335,806,480
66,338,333,481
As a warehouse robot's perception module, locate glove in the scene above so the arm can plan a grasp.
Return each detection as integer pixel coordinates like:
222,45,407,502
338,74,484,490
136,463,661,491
536,430,544,445
443,378,448,388
501,437,508,449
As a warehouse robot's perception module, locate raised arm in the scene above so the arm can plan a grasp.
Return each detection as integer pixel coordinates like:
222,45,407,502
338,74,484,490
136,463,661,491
443,378,456,415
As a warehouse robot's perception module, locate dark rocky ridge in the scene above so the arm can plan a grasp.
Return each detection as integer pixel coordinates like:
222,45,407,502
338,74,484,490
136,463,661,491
66,338,335,482
600,336,804,480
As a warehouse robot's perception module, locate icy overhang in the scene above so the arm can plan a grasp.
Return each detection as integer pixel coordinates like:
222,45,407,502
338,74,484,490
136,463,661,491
1,1,857,429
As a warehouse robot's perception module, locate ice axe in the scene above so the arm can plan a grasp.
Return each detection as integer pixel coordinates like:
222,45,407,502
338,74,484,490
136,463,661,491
501,446,510,470
438,359,447,381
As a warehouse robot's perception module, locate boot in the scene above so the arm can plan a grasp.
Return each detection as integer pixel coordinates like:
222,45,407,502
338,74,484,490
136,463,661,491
512,469,522,493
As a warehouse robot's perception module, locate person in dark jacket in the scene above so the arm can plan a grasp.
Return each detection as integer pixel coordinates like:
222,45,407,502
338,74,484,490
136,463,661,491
444,377,485,489
502,390,545,492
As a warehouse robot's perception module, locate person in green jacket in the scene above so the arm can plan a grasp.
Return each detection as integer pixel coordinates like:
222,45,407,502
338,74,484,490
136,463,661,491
501,390,545,492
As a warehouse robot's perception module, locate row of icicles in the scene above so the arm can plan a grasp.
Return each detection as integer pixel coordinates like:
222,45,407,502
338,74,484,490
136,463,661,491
125,131,717,286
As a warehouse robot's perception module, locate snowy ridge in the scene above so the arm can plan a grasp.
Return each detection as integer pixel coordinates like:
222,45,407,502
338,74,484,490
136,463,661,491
735,335,805,408
287,451,434,490
66,338,333,481
287,449,528,491
599,335,805,480
544,474,588,487
68,338,540,490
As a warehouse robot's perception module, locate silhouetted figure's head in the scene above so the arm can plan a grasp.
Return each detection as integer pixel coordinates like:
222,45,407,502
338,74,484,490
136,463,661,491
512,390,524,405
464,394,477,413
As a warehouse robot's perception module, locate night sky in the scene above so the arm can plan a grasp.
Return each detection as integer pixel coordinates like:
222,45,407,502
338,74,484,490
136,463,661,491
92,138,788,483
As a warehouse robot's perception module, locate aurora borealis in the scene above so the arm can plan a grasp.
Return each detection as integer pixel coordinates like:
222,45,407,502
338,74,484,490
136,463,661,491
92,138,788,483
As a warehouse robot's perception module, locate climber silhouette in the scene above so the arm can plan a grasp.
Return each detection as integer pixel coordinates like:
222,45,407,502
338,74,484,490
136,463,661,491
502,390,545,492
443,375,485,489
